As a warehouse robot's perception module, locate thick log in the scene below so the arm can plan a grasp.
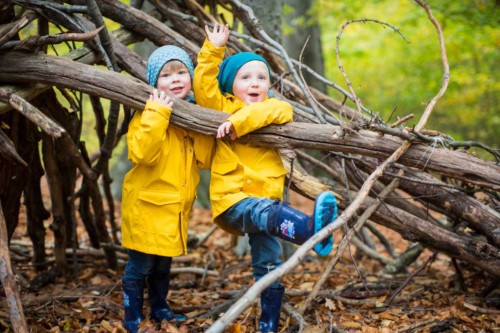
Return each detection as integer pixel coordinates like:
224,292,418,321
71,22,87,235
0,27,141,115
0,51,498,191
284,156,500,277
356,158,500,247
370,202,500,277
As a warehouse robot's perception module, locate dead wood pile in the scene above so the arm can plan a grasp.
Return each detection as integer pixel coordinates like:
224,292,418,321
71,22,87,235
0,0,498,331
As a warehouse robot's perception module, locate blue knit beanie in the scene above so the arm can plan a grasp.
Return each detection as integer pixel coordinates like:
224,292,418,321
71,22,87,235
146,45,194,88
217,52,271,95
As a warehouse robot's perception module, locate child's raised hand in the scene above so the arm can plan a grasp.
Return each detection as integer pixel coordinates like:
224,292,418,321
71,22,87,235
205,23,229,48
149,89,173,108
217,121,237,140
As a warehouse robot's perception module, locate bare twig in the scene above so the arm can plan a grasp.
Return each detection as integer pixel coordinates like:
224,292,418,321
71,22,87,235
335,18,409,117
0,10,38,48
16,26,104,51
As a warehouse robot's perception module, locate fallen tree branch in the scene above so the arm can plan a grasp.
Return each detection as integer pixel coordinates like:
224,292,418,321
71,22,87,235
0,203,28,333
0,51,497,190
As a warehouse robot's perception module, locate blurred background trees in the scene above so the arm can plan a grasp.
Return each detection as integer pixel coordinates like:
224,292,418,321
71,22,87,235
312,0,498,149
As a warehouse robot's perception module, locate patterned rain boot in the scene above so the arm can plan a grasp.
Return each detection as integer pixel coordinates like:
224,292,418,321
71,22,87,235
267,191,337,256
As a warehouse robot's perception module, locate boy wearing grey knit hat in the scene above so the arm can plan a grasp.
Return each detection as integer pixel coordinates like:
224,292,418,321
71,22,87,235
121,45,213,333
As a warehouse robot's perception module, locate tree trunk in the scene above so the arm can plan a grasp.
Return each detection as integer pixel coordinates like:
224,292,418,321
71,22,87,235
283,0,327,92
243,0,283,43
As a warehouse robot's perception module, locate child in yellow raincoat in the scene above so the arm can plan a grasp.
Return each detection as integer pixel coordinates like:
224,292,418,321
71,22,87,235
121,45,213,333
194,24,338,333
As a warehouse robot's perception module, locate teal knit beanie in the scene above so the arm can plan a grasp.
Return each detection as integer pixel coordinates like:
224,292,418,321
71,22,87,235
217,52,271,95
146,45,194,88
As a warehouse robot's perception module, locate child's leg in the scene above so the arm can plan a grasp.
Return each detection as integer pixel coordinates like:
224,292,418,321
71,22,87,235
267,191,338,257
218,194,337,256
249,232,284,332
122,250,156,333
216,197,274,235
147,256,186,323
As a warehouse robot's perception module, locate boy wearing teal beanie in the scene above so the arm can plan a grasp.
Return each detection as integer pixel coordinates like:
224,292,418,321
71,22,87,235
121,45,213,332
194,24,337,332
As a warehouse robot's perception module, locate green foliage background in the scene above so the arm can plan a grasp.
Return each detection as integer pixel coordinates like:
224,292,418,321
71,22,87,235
311,0,499,149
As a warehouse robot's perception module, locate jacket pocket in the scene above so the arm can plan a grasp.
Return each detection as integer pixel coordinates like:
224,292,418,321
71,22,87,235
211,158,244,196
262,166,287,199
134,190,181,235
212,158,239,175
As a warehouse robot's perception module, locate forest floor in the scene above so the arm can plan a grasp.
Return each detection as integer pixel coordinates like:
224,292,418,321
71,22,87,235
2,190,499,333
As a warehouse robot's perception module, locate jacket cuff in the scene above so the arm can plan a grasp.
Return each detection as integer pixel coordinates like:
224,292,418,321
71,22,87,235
144,100,172,121
202,38,225,59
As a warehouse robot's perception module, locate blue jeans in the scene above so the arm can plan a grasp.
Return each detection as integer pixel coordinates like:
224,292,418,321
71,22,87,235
217,198,283,288
123,249,172,281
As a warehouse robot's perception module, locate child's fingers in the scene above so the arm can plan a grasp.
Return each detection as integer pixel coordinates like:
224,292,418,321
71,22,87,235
217,128,224,138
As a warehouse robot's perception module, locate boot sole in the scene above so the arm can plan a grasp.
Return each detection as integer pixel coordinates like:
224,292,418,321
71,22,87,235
313,191,337,256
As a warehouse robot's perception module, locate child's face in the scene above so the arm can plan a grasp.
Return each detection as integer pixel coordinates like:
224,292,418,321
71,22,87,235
232,60,270,104
156,61,191,99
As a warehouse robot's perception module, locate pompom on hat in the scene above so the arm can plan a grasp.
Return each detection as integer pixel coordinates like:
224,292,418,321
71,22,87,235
217,52,271,95
146,45,194,88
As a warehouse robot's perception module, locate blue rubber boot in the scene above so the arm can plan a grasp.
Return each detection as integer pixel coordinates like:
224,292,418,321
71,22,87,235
259,285,285,333
267,191,337,256
122,279,144,333
148,274,186,323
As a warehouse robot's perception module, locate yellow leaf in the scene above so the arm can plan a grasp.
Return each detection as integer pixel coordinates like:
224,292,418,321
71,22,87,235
380,313,398,321
342,321,362,328
100,320,114,332
227,323,241,333
458,314,474,324
299,282,314,290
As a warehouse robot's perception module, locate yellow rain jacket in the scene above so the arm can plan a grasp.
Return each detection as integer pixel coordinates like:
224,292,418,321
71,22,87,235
194,39,293,223
121,100,213,256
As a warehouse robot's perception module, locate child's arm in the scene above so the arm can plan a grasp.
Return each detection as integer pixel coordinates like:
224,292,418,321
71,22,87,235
194,24,244,112
217,98,293,139
127,90,173,165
